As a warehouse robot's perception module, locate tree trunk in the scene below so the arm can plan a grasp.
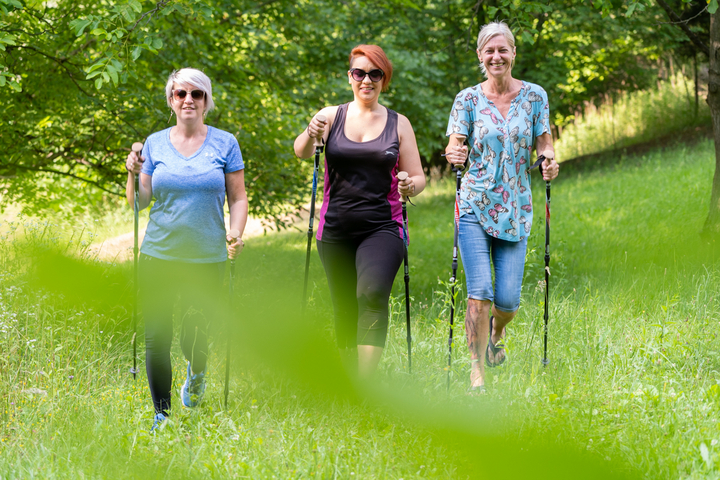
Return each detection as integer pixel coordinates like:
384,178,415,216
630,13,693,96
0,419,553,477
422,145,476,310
704,11,720,239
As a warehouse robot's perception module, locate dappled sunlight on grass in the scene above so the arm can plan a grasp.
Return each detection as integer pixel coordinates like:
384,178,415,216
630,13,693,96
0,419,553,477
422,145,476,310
1,137,719,478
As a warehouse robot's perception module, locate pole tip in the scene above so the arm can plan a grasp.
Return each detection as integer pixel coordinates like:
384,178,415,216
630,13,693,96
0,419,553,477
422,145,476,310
132,142,144,153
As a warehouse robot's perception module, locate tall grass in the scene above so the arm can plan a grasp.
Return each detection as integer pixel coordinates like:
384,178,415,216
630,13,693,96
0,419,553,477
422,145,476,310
1,139,718,478
555,73,711,161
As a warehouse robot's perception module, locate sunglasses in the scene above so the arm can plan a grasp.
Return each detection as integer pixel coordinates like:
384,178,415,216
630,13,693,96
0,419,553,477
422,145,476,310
349,68,384,83
172,89,206,101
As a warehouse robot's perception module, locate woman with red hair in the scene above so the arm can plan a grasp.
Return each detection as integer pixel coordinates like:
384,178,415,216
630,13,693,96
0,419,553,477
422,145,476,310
294,45,425,377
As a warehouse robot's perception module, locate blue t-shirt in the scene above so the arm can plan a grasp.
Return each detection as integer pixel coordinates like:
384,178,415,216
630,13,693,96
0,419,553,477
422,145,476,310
140,126,244,263
446,81,550,242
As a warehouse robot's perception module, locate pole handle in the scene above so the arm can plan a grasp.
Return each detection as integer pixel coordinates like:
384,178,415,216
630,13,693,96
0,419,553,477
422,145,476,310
131,142,144,188
397,171,409,203
227,229,241,265
313,114,327,148
451,135,467,172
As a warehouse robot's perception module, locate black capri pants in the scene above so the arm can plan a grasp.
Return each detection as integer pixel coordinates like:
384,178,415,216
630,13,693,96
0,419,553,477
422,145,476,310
139,254,225,415
317,230,404,349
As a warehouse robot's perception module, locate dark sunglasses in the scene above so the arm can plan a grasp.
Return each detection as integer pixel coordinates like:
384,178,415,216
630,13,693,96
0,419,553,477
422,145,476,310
172,89,206,101
349,68,384,83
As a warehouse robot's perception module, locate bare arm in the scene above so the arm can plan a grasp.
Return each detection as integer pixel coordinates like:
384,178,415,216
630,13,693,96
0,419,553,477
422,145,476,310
293,106,337,159
226,169,249,259
125,150,153,210
396,114,426,198
535,132,559,181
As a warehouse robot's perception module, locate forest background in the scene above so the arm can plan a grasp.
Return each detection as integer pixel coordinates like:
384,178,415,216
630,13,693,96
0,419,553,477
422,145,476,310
1,0,717,231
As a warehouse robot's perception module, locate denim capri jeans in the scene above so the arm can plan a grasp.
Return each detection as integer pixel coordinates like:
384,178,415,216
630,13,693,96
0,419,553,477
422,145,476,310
457,213,528,312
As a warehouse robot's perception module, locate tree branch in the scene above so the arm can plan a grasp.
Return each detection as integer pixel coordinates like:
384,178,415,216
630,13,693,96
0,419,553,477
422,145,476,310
655,0,709,57
3,163,123,197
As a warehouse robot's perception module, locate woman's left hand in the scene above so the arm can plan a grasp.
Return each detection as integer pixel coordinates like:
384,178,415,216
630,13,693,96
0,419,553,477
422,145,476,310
227,236,244,259
397,173,415,198
541,154,559,181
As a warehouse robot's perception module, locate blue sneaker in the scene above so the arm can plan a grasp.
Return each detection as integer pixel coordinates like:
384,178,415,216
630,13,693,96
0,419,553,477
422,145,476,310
150,412,167,433
181,361,206,408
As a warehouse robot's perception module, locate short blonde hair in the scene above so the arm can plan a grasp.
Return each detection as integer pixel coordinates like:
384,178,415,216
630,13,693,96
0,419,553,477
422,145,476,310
476,21,516,77
165,68,215,113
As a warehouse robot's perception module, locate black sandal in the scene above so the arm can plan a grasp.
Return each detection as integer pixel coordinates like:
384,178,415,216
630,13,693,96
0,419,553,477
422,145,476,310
485,316,506,367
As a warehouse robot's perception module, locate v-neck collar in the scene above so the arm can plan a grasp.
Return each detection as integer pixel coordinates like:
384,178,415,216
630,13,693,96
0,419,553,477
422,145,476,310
479,81,525,123
166,125,212,160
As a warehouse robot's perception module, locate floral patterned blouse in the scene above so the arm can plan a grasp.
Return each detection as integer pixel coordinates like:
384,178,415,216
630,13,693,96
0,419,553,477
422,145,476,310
445,81,550,242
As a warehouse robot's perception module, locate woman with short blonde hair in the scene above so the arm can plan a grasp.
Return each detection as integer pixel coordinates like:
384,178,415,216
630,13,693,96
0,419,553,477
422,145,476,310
444,21,559,392
125,67,248,431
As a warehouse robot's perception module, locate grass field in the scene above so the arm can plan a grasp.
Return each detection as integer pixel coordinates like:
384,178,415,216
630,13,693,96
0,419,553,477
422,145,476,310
1,138,719,479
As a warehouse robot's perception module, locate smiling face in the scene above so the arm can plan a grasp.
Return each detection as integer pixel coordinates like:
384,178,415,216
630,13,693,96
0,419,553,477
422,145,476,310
170,82,206,123
477,34,515,79
348,55,383,103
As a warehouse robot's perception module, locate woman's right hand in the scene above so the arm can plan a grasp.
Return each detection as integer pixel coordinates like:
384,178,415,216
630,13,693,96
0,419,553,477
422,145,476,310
306,115,327,141
445,144,468,169
126,150,144,175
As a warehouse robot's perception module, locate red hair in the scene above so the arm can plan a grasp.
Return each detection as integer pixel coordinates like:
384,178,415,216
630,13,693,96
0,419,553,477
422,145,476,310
349,45,393,92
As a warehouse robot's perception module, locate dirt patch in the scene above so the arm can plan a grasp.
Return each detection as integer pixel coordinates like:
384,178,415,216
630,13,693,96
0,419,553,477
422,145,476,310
90,210,311,262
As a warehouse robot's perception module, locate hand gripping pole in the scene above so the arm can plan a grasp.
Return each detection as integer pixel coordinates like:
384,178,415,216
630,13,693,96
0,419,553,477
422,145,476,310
302,114,326,314
130,141,143,380
225,228,240,408
397,171,412,373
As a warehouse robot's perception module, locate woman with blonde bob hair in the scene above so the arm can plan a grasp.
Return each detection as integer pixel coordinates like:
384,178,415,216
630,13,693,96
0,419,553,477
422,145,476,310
294,45,425,378
125,68,248,431
444,22,559,392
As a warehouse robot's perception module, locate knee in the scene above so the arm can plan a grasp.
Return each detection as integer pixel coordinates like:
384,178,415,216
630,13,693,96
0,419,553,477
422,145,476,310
467,298,492,317
492,304,518,321
358,284,390,310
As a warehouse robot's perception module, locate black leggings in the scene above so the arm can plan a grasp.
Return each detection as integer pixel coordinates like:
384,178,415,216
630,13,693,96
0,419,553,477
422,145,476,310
139,254,225,415
317,230,404,349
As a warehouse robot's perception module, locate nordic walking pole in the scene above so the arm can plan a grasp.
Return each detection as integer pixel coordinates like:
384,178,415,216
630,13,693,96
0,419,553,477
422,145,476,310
130,141,143,380
302,114,326,315
397,171,412,374
447,135,466,392
224,228,240,408
541,159,551,366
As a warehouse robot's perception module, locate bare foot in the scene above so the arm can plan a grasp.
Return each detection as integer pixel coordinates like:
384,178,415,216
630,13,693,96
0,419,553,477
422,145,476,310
470,359,484,388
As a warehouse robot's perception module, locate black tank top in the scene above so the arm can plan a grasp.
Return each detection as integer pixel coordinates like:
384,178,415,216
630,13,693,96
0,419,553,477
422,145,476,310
317,103,403,242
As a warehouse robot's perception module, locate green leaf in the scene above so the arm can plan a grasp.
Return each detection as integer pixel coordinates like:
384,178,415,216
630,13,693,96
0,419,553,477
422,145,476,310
0,75,5,87
132,46,142,61
710,0,719,15
90,28,106,36
86,70,102,79
108,67,118,85
69,19,92,36
86,62,106,73
152,38,163,49
521,30,534,45
129,0,142,13
94,77,103,89
121,7,134,22
626,2,637,16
